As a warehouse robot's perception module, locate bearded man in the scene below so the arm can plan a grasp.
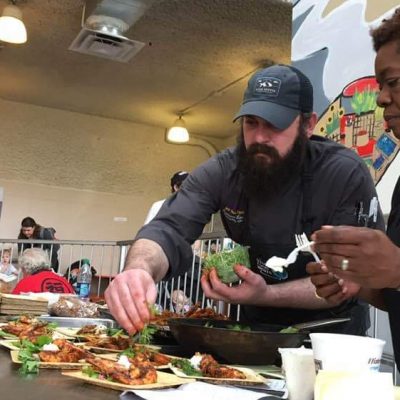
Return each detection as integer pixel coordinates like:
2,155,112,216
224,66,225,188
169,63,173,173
105,64,383,335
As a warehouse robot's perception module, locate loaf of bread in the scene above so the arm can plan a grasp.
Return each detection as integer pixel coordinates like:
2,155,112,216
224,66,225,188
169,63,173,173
48,296,99,318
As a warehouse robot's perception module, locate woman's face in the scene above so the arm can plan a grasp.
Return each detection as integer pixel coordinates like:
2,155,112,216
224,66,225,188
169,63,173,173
21,226,34,238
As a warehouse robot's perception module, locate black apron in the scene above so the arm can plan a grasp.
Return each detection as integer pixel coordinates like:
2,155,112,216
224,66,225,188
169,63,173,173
222,148,369,334
383,176,400,368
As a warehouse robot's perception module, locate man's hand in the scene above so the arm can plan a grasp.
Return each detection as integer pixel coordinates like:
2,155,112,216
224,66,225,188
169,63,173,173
306,261,360,306
312,226,400,289
104,238,169,333
104,269,157,334
201,264,268,305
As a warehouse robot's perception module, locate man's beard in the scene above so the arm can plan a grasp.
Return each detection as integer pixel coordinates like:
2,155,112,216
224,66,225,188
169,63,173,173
236,127,308,201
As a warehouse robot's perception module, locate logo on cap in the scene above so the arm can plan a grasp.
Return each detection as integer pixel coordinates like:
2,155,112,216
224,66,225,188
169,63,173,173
255,77,281,97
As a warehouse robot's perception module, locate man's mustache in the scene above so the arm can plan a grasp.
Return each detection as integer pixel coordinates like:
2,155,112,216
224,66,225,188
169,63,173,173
246,143,280,159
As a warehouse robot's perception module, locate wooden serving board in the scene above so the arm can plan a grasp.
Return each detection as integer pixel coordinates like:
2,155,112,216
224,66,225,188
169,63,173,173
0,339,20,350
62,370,194,391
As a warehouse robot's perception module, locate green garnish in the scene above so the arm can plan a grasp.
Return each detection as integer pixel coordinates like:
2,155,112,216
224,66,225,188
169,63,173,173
226,324,251,332
17,335,52,376
171,358,202,376
0,329,17,338
279,326,299,333
149,304,160,316
46,322,58,330
35,335,53,347
82,366,99,379
203,245,251,283
136,325,157,345
121,347,137,357
107,328,125,337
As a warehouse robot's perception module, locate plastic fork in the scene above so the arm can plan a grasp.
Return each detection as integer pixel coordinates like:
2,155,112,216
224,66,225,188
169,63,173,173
295,233,321,263
265,239,316,272
265,233,320,272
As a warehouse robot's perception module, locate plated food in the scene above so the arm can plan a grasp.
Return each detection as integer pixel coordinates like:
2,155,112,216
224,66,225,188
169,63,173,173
10,337,93,373
0,315,57,342
169,353,265,385
62,351,194,390
98,346,175,369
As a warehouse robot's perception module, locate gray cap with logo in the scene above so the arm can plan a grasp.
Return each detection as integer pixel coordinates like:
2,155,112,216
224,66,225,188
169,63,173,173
233,64,314,130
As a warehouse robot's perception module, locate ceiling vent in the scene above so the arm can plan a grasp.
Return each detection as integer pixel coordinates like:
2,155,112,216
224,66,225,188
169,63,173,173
69,0,155,63
69,28,145,63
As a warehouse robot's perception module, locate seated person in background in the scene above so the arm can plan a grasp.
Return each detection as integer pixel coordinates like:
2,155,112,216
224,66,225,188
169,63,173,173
12,248,74,295
0,249,18,276
18,216,60,272
63,259,97,292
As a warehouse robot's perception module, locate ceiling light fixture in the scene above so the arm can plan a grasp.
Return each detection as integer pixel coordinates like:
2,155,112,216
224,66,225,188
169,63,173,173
0,1,27,44
165,61,274,157
166,115,190,143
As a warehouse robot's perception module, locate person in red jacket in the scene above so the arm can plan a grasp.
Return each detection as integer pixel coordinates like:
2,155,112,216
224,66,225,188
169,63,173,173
12,248,74,295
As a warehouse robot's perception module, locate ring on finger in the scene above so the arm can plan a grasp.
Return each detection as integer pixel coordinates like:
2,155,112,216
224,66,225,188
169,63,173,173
314,290,323,300
341,258,349,271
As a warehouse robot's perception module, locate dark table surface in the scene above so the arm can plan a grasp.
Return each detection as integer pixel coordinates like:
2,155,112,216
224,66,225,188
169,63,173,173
0,348,119,400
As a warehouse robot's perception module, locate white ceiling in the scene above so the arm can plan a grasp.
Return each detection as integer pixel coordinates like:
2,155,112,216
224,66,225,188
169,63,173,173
0,0,292,140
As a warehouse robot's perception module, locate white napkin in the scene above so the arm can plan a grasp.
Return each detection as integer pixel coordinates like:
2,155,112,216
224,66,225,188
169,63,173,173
121,381,278,400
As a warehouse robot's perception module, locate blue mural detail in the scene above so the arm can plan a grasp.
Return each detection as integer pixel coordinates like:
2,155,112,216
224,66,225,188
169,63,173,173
376,134,396,157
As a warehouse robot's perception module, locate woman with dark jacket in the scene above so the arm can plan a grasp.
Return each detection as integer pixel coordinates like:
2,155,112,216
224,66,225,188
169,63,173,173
18,217,60,272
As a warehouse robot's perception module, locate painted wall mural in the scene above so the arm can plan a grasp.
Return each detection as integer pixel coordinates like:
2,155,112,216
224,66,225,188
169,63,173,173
292,0,400,183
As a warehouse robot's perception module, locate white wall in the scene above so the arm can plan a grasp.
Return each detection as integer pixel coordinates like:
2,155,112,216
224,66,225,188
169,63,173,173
0,98,211,241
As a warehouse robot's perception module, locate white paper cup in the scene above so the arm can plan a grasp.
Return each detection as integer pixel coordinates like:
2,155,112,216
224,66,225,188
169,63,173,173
310,333,385,372
314,370,394,400
279,346,316,400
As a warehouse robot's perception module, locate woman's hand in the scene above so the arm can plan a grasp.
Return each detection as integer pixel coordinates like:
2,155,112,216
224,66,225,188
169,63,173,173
307,261,361,306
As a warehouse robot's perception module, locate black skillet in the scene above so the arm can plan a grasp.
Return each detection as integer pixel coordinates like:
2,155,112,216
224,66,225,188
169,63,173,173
168,317,350,365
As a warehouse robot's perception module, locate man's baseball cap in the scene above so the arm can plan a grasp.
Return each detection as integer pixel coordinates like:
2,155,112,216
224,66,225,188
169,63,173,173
233,64,313,130
170,171,189,188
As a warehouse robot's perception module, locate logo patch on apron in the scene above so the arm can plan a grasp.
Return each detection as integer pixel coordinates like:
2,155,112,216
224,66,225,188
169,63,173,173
222,207,245,224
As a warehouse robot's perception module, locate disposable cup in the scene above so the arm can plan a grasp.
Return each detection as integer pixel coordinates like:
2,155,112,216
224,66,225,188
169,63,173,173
310,333,385,372
279,346,316,400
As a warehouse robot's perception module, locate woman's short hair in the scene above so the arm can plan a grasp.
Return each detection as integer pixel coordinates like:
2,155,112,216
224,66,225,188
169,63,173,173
21,217,37,228
18,248,51,275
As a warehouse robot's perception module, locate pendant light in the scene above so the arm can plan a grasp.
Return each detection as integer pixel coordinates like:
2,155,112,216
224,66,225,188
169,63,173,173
166,115,190,143
0,2,27,44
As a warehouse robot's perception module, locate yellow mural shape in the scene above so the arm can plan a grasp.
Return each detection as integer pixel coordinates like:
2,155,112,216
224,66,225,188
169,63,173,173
323,0,399,22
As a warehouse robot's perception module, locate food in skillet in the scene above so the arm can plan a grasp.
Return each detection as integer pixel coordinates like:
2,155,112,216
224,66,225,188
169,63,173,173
84,355,157,385
184,303,229,320
202,245,250,284
172,353,246,379
149,304,229,327
150,309,180,325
